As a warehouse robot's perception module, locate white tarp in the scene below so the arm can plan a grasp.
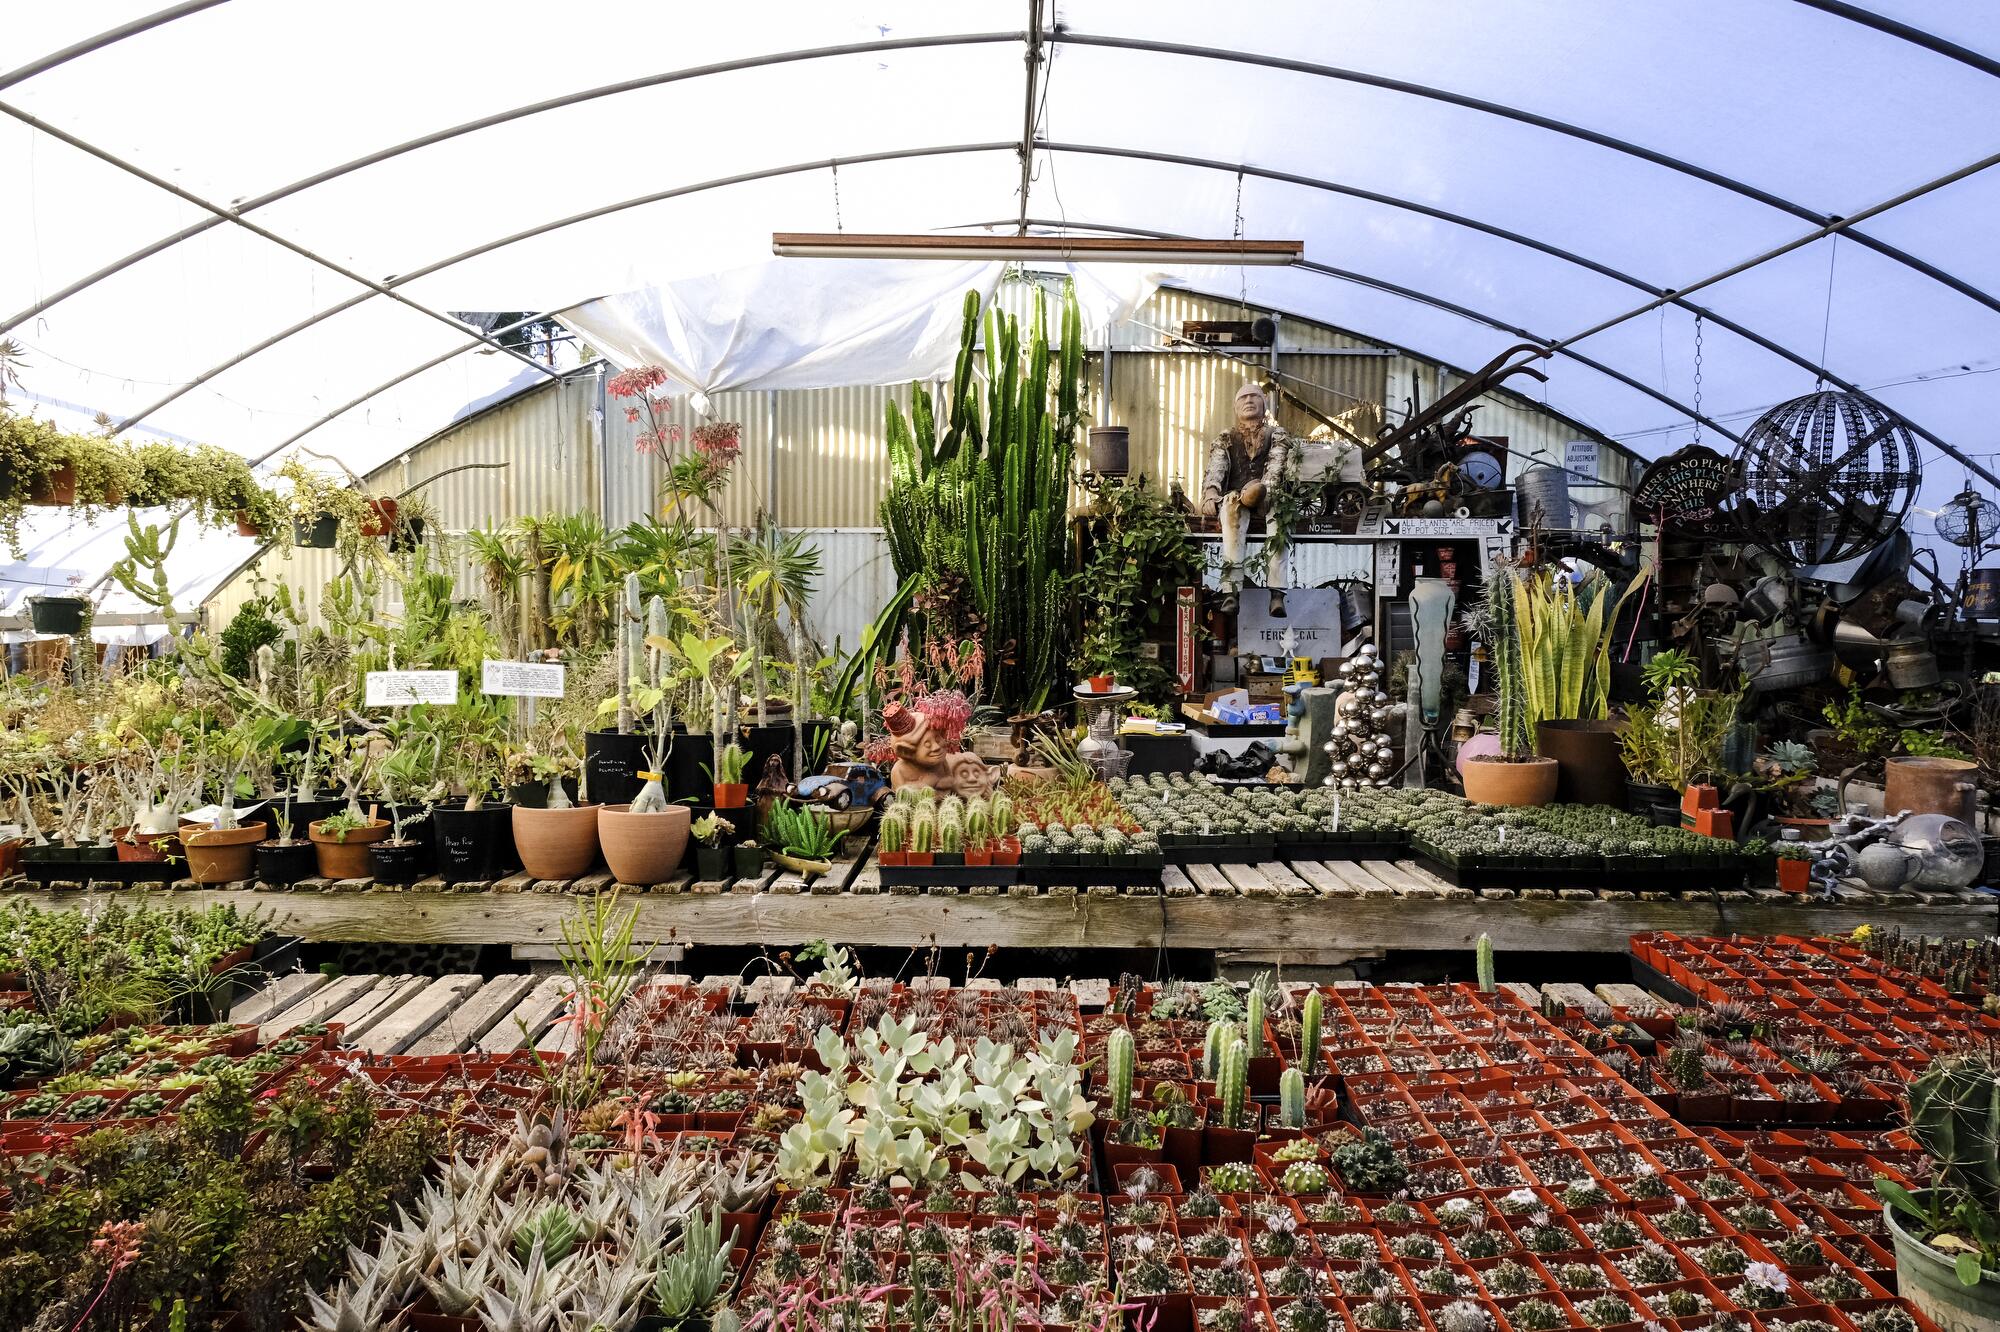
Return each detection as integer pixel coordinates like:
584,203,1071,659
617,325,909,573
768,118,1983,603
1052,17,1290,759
560,258,1161,401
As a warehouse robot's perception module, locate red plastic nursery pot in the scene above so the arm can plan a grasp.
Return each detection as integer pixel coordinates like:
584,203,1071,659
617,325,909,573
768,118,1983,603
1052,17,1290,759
1777,858,1811,893
1088,674,1116,692
713,782,749,809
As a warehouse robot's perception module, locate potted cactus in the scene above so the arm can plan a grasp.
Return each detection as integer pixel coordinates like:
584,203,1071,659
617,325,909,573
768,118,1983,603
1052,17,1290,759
935,802,964,867
907,805,936,868
1880,1051,2000,1331
1203,1035,1257,1165
964,799,992,867
691,813,732,881
878,805,909,867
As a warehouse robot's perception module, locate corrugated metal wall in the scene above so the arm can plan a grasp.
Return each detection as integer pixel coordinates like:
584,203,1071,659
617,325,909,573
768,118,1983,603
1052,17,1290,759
203,284,1637,637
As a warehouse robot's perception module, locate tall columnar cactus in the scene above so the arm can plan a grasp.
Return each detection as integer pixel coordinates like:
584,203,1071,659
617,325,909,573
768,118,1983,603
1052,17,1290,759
617,572,644,735
1203,1020,1234,1080
1219,1038,1248,1130
1907,1053,2000,1212
1476,934,1496,993
1301,991,1323,1076
1279,1066,1307,1129
910,806,936,856
1107,1027,1135,1121
1246,987,1266,1059
1485,564,1532,761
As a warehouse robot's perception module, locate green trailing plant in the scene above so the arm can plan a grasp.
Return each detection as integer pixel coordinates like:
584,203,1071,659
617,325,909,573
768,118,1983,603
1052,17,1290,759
1071,475,1206,699
1476,933,1495,992
1106,1026,1134,1120
1279,1066,1307,1128
880,280,1083,712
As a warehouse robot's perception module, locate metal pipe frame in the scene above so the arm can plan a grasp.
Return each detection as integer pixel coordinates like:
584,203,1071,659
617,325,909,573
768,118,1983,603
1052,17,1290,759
11,21,2000,348
0,1,232,92
988,217,1740,448
71,136,1964,483
1050,32,2000,322
0,100,561,389
0,31,1027,339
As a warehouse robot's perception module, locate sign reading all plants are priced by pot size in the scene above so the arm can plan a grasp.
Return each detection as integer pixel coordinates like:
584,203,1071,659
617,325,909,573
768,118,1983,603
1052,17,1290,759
481,660,566,698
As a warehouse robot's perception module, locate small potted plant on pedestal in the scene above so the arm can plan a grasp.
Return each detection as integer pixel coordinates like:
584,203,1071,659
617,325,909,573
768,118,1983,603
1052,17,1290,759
688,814,729,881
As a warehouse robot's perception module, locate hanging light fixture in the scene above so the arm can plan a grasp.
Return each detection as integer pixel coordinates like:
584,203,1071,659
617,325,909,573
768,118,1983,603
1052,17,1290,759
771,232,1303,264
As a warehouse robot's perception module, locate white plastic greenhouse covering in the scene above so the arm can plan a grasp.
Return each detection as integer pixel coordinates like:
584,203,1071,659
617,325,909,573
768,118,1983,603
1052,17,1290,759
6,1,2000,617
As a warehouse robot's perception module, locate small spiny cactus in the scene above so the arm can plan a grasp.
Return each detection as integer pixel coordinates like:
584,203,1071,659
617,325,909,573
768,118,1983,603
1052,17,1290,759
1279,1066,1307,1129
1219,1037,1248,1130
1106,1027,1134,1120
1300,990,1322,1075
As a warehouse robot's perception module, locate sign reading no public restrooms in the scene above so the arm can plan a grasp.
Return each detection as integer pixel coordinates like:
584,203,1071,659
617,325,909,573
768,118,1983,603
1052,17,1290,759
364,669,460,707
481,660,567,698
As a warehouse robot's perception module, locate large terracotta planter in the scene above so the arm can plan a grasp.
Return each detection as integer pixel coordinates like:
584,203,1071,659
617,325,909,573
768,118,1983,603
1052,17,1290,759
596,804,689,886
1461,755,1559,807
512,804,601,880
1535,719,1628,807
309,818,390,879
184,822,268,885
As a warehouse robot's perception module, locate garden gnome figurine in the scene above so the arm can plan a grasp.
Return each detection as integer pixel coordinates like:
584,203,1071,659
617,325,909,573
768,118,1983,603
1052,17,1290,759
884,703,994,797
1200,382,1296,603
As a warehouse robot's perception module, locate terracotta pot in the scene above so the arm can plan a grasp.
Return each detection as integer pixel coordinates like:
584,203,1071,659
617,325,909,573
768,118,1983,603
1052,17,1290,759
361,497,397,537
112,826,179,862
511,804,601,880
309,817,391,879
713,782,749,809
1535,719,1628,807
184,822,268,885
597,803,690,885
26,463,77,505
1087,674,1116,692
1460,754,1559,807
233,511,262,538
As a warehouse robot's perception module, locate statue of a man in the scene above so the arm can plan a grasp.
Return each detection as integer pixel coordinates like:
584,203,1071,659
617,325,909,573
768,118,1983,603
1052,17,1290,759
883,703,994,798
1199,382,1296,597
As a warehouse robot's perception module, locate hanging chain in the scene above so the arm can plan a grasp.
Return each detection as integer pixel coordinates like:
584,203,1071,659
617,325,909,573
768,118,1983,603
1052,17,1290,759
831,160,843,234
1691,313,1704,446
1233,170,1249,313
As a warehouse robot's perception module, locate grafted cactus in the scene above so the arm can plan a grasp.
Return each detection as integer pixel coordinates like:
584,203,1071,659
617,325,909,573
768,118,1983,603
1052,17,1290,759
1279,1066,1306,1129
1300,991,1323,1076
1218,1037,1248,1130
1106,1027,1134,1121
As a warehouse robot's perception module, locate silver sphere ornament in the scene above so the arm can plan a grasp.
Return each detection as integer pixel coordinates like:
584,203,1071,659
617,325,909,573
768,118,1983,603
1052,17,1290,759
1368,762,1389,779
1371,690,1390,706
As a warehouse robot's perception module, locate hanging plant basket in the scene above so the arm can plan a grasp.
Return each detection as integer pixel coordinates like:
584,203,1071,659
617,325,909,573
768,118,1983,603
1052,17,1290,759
234,510,264,538
293,513,339,549
28,596,88,636
388,515,426,552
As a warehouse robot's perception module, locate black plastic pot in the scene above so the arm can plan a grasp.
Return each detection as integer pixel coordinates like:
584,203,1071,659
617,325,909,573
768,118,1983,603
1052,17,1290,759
255,839,317,886
508,776,578,809
293,513,338,549
1625,780,1681,827
273,794,344,838
76,844,117,863
19,843,77,863
687,803,749,846
585,729,653,809
28,596,87,636
433,801,518,881
696,846,729,881
668,729,715,805
369,838,431,883
732,845,766,879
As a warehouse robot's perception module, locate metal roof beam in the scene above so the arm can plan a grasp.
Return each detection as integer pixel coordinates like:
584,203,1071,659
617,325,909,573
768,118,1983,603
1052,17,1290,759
0,0,231,92
0,32,1024,339
0,100,562,386
1051,32,2000,323
1788,0,2000,80
93,137,1953,469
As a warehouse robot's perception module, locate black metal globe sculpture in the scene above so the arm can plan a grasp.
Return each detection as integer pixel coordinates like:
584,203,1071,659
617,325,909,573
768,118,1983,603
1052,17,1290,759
1937,486,1999,553
1733,389,1922,566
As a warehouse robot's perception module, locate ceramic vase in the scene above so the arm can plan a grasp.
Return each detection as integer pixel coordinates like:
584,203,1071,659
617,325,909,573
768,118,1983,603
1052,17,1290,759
1409,576,1455,725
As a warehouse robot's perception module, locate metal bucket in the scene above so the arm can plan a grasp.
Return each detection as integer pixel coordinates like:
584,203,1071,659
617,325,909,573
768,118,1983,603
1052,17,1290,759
1736,634,1832,693
1884,637,1940,689
1885,756,1979,824
1514,464,1570,529
1087,426,1130,476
